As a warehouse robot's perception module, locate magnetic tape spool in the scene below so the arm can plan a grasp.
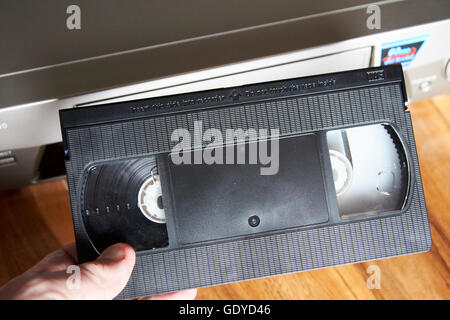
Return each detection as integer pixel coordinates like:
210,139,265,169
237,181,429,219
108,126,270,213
327,123,410,218
81,157,169,253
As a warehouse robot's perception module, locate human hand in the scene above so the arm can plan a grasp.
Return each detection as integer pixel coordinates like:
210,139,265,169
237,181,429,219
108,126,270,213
0,243,197,300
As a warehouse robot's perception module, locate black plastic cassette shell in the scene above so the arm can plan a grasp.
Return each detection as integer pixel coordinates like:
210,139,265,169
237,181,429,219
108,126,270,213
60,65,430,299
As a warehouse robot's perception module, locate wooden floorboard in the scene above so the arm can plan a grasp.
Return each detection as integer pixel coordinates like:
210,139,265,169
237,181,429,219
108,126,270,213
0,95,449,299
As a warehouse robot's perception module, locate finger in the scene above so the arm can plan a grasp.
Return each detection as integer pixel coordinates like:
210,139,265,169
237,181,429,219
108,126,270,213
1,243,135,300
140,288,197,300
61,243,78,261
73,243,136,299
27,243,78,273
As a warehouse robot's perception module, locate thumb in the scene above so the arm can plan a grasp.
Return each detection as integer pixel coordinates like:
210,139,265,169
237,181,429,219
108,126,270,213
76,243,136,299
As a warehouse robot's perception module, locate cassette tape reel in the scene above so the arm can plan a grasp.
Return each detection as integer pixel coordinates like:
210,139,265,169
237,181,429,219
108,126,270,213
326,123,410,218
81,157,169,254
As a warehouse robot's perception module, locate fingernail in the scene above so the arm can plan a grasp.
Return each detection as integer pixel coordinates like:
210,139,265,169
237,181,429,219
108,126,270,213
100,244,126,262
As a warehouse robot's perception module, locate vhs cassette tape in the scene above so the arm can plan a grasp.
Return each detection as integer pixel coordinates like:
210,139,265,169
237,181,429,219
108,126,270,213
60,65,431,299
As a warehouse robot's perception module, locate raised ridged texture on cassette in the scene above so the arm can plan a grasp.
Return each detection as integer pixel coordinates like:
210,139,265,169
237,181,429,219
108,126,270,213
64,83,431,299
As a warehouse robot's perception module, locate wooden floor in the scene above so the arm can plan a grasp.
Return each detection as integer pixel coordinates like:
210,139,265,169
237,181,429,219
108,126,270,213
0,95,449,299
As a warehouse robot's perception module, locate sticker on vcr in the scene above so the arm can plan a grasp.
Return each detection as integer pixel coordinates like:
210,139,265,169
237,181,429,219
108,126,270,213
380,34,430,67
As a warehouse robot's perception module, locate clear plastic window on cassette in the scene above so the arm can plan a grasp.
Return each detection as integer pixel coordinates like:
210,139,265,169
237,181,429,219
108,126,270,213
327,124,409,218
